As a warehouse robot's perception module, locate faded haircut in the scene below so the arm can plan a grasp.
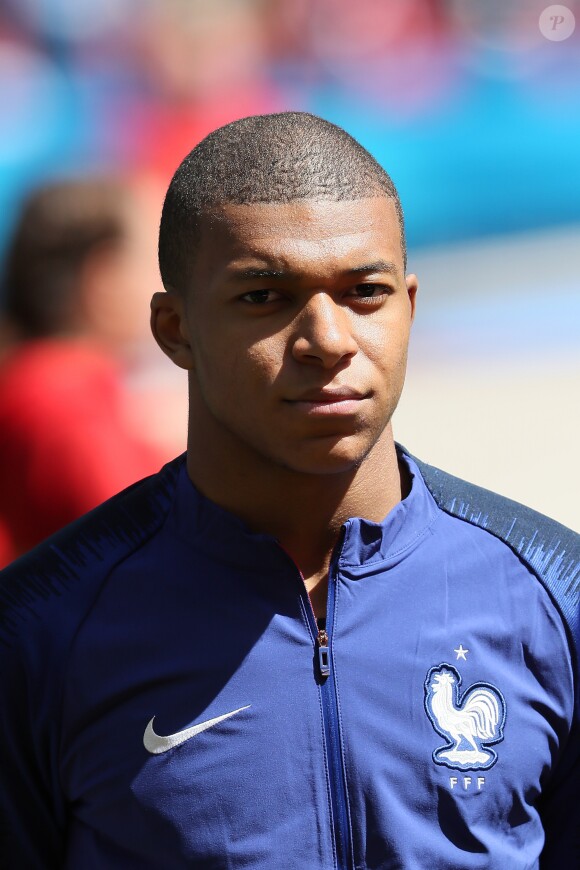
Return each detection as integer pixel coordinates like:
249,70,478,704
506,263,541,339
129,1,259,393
158,111,406,292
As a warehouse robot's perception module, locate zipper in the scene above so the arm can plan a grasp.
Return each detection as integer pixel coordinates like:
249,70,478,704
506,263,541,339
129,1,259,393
283,528,353,870
317,627,330,677
319,527,352,870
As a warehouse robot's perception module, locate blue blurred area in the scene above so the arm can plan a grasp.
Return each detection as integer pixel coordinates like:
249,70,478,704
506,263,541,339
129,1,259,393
0,48,126,268
1,0,579,269
314,80,580,249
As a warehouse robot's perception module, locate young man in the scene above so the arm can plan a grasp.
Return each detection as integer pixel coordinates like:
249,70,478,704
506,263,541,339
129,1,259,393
0,112,578,869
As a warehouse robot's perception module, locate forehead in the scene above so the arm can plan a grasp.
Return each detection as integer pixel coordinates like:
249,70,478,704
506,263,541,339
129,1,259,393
195,197,404,281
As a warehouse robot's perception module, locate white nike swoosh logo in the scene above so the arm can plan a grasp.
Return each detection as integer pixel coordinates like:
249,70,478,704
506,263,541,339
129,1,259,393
143,705,251,754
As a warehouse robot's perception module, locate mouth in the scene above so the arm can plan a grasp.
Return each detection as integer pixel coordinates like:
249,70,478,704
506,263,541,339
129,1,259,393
284,388,371,417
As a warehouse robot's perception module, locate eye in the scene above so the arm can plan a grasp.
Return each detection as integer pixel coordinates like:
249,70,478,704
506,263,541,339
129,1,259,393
347,283,390,303
240,289,282,305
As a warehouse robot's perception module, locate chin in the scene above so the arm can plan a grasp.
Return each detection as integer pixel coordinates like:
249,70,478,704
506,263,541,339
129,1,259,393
275,433,378,476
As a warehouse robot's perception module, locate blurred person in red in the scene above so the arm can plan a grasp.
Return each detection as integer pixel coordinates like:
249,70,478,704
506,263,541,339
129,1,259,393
0,177,170,564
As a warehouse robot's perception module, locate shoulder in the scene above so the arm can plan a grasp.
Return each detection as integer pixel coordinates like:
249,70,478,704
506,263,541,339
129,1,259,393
0,455,184,651
401,445,580,673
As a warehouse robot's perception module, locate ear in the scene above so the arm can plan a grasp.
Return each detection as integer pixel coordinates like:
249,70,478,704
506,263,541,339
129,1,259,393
150,290,195,370
405,273,418,324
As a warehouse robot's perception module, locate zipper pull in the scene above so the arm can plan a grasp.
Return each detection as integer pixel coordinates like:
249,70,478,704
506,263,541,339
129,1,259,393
317,628,330,678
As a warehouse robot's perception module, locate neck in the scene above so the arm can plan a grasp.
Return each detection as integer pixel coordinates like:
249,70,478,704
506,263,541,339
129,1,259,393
186,413,406,584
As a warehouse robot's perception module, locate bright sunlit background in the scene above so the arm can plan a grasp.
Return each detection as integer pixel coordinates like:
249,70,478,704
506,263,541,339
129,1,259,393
1,0,579,530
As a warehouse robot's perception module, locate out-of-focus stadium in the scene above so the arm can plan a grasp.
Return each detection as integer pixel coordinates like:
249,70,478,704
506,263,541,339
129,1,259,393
0,0,578,533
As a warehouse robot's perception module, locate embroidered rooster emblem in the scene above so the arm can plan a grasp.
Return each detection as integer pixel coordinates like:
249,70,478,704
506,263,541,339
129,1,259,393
424,664,506,770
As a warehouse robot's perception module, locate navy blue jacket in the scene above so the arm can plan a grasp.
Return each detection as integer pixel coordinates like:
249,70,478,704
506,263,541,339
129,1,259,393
0,447,578,868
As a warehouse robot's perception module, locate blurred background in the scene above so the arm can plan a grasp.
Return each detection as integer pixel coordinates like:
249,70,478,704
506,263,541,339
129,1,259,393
0,0,578,563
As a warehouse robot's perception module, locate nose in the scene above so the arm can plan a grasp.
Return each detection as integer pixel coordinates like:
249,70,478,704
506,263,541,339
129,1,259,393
291,292,358,369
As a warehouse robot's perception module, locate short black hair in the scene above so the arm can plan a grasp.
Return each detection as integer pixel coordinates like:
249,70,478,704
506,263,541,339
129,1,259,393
158,111,406,293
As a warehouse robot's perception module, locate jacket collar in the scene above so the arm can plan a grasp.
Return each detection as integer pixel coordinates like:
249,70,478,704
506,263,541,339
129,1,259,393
169,445,439,573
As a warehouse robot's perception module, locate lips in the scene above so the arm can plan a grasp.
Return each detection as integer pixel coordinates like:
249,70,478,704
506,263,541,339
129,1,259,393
285,387,370,416
288,387,368,403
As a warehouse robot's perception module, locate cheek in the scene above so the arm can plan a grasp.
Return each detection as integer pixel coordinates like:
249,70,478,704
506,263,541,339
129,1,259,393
244,339,285,386
189,323,232,394
360,314,411,371
191,327,284,404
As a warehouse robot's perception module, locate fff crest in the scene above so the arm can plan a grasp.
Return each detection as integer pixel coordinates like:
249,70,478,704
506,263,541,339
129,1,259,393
424,663,506,771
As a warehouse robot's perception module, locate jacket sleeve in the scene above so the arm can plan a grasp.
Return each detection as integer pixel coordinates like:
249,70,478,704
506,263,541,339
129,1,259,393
0,636,67,868
0,462,177,867
538,709,580,867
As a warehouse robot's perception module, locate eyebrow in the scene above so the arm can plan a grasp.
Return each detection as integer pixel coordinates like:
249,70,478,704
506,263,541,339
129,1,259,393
348,260,399,275
234,267,290,281
231,260,399,281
